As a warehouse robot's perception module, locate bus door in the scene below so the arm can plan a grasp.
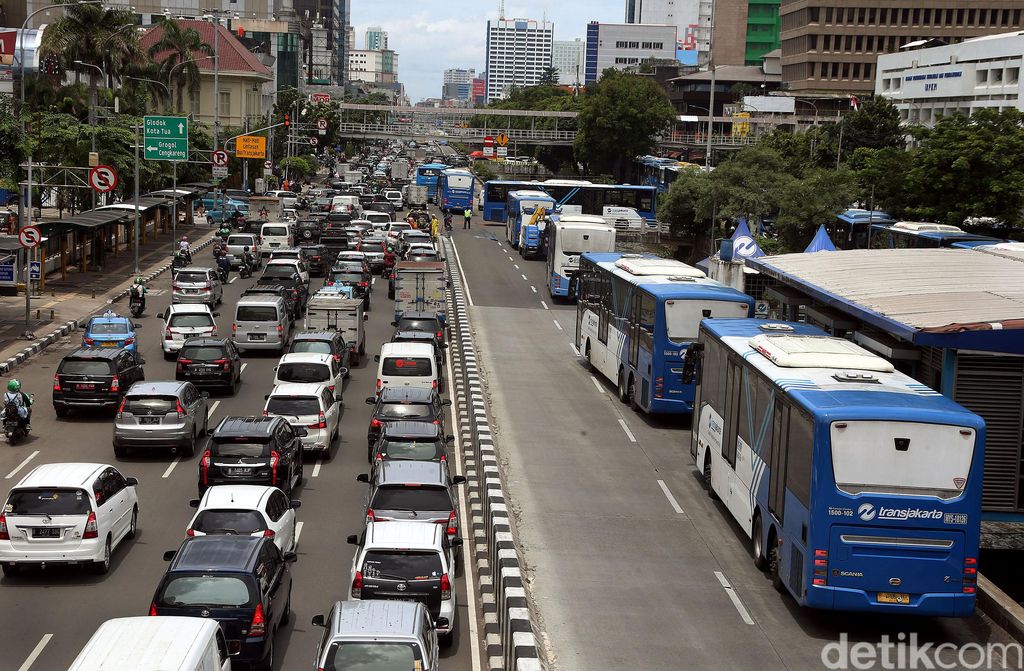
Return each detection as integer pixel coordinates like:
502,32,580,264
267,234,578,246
768,401,788,520
628,293,640,370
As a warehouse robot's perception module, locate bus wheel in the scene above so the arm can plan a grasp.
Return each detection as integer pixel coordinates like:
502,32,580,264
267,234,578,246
617,369,630,404
584,341,593,370
768,531,785,593
703,453,718,500
628,375,641,412
752,515,767,570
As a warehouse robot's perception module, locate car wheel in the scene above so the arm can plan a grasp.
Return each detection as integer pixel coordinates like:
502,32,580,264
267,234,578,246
163,351,174,361
2,563,20,576
126,506,139,540
91,537,111,575
258,637,274,671
113,444,128,459
182,430,196,458
282,587,292,624
55,406,68,419
439,630,454,648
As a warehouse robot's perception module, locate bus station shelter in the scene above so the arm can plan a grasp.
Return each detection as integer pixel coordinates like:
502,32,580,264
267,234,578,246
746,248,1024,519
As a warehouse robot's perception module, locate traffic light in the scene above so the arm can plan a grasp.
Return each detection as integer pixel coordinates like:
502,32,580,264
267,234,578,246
283,114,290,127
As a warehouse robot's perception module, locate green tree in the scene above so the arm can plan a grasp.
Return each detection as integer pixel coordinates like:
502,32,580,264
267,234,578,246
538,66,560,86
775,168,857,251
147,18,214,114
832,95,904,163
574,70,675,181
659,167,713,240
707,145,791,227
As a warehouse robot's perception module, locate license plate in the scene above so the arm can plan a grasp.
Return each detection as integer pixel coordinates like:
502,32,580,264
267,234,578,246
75,383,95,390
249,333,266,341
877,592,910,604
32,527,60,539
101,341,117,347
139,416,159,425
227,467,253,476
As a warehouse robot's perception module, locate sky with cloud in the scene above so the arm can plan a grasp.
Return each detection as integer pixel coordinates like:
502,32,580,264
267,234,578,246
352,1,624,102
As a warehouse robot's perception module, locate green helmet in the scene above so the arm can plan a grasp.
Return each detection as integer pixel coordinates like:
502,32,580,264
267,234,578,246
7,379,20,393
135,277,144,285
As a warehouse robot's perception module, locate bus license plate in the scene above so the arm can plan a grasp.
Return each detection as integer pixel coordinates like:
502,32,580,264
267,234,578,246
877,592,910,604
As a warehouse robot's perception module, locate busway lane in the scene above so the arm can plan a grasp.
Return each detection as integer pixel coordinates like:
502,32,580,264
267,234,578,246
2,239,480,671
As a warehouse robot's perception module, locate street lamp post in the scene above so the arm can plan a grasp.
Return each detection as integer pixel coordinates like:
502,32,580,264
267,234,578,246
74,59,105,211
796,98,820,159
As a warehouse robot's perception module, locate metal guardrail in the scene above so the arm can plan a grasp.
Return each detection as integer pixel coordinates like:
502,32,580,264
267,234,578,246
335,123,577,145
657,132,759,148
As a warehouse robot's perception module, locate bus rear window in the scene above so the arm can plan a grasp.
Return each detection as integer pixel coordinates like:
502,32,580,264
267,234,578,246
664,300,750,342
831,421,976,500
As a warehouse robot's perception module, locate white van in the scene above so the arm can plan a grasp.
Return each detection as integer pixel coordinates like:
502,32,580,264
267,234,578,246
68,616,231,671
374,342,440,394
233,295,291,352
259,222,293,255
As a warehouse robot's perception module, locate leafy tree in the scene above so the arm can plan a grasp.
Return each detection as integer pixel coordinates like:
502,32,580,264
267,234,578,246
147,18,213,113
538,66,560,86
280,156,314,181
774,168,857,250
0,95,25,188
707,146,790,227
831,95,904,162
574,70,675,181
659,167,713,239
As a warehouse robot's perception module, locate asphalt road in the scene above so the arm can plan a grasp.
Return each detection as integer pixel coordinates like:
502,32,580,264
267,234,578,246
449,217,1021,670
0,225,482,671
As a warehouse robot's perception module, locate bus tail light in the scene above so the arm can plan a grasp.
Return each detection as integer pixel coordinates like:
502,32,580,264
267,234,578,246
963,557,978,593
812,548,828,586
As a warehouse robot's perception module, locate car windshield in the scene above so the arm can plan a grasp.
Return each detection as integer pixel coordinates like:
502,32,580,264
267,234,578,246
157,576,254,608
378,403,434,420
371,486,452,512
397,319,439,334
324,643,419,671
263,226,288,236
277,363,330,383
261,266,296,279
123,396,178,415
180,346,227,360
212,438,273,458
237,306,278,322
291,341,333,356
266,396,320,416
192,510,266,534
89,321,129,334
175,271,210,284
362,551,442,580
59,359,113,375
408,254,437,262
6,488,91,515
380,439,444,461
382,357,432,376
169,314,214,328
300,249,323,259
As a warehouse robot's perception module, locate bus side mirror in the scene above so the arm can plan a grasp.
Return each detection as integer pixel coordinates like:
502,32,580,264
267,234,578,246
681,342,704,386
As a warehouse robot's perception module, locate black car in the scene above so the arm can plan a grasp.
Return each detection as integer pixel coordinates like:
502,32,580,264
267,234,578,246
289,330,352,372
200,416,306,495
364,387,450,457
176,337,243,392
244,283,300,320
391,329,447,368
298,244,330,277
365,202,397,217
295,219,322,244
258,268,309,313
53,348,146,418
358,193,375,208
321,220,351,255
392,310,445,343
153,535,296,669
369,420,454,464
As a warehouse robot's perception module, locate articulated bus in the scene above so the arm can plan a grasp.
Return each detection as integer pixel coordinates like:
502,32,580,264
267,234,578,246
438,168,475,213
506,190,556,256
482,180,657,223
575,253,753,414
546,216,616,300
688,319,984,616
869,221,1001,249
414,163,449,202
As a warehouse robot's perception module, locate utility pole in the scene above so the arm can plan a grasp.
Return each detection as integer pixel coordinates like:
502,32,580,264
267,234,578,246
704,0,716,169
133,122,141,274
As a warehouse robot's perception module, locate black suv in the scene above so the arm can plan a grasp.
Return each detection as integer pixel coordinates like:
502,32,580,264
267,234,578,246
53,347,146,418
392,310,446,343
365,201,397,218
298,244,330,277
364,387,450,458
370,420,454,464
321,220,351,255
201,416,306,496
289,330,352,371
258,267,308,314
152,535,296,669
176,337,243,392
295,219,322,244
327,262,371,308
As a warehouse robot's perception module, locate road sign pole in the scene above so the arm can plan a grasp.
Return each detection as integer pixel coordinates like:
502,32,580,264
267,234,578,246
23,154,32,330
171,161,177,259
134,123,140,274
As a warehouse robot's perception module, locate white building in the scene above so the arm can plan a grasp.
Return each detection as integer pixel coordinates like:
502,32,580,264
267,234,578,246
348,48,400,84
365,25,388,51
484,18,554,102
552,38,586,86
584,22,677,84
625,0,701,53
444,68,476,85
876,32,1024,127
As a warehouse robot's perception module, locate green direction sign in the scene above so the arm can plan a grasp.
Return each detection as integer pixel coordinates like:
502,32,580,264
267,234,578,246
143,115,188,161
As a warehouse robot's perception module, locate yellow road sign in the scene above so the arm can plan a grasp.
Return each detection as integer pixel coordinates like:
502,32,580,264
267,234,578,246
236,135,267,159
495,133,509,147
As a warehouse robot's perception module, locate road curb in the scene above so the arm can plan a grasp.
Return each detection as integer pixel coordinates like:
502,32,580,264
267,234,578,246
0,232,217,377
979,573,1024,643
441,237,546,671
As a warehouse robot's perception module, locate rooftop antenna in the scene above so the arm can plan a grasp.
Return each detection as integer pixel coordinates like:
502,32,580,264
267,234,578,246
498,0,505,19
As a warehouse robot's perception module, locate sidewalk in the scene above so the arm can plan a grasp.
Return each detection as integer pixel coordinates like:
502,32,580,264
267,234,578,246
0,226,216,368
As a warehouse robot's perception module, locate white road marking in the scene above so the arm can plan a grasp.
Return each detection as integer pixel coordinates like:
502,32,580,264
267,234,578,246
521,274,528,281
552,319,563,331
294,521,304,546
449,236,475,306
6,450,39,480
508,256,514,262
657,479,685,514
240,363,248,373
714,571,756,625
18,634,53,671
569,341,579,356
162,456,182,478
530,285,537,293
312,459,322,477
228,276,237,284
372,277,376,285
618,418,637,443
208,400,221,418
513,264,520,269
590,375,605,394
540,301,549,310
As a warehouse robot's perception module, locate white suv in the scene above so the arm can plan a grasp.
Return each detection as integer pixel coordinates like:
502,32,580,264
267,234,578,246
264,383,341,457
186,485,300,554
0,463,140,576
159,304,218,359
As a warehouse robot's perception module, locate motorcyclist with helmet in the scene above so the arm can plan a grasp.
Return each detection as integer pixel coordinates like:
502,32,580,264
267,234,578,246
3,379,32,431
129,277,147,313
217,248,231,282
178,236,192,263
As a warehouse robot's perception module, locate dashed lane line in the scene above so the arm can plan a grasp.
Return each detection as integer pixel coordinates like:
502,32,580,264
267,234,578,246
162,456,181,479
715,571,756,625
590,375,605,394
312,459,323,478
5,450,39,480
618,418,637,443
552,319,563,331
657,479,685,514
18,634,53,671
541,301,549,310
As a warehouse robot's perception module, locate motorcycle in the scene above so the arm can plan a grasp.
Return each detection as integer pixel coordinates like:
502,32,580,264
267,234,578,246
239,256,253,279
171,253,189,276
4,398,29,444
217,264,229,283
129,291,144,318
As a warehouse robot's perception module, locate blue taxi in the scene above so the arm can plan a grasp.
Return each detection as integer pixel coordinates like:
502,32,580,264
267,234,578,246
82,313,139,353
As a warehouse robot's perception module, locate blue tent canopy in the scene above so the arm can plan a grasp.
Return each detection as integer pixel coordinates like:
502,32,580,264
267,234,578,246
727,218,766,259
804,224,837,253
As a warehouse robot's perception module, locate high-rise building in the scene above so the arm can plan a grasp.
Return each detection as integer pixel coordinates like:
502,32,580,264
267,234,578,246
697,0,781,67
484,18,554,102
442,68,476,100
625,0,702,55
585,22,678,84
294,0,340,84
780,1,1024,93
552,38,586,85
365,25,388,51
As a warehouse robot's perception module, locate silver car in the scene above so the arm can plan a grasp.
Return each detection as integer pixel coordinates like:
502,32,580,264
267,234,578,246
172,267,223,307
112,381,209,458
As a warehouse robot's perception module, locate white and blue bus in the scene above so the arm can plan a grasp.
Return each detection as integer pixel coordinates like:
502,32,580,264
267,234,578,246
688,319,985,616
482,180,657,224
575,253,754,414
506,190,556,257
546,216,615,300
438,168,475,214
414,163,449,202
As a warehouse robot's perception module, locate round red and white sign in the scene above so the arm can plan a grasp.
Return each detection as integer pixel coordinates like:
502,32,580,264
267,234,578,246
211,150,229,167
309,137,319,146
88,165,118,193
19,226,42,249
317,118,328,130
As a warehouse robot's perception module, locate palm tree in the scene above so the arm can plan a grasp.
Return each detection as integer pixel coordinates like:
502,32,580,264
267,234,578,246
538,66,560,86
147,18,213,114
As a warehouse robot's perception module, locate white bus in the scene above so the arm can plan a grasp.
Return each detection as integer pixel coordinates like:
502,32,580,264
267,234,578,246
545,215,615,300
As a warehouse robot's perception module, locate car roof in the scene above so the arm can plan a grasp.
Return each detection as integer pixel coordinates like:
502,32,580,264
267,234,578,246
237,294,285,305
398,311,440,320
380,342,435,357
267,258,300,265
63,347,124,360
166,303,214,315
17,462,108,489
378,387,437,403
269,382,330,397
293,330,340,341
169,535,265,572
393,331,436,342
125,381,188,396
382,421,443,438
278,352,332,365
363,520,444,549
176,266,215,275
69,617,222,670
329,600,425,638
213,416,282,437
200,485,276,510
87,315,131,325
377,460,447,486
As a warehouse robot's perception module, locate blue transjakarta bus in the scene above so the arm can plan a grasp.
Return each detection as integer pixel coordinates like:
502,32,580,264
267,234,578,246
482,180,657,224
414,163,449,202
688,318,985,616
438,168,475,214
506,190,556,257
869,221,1001,249
546,216,616,300
575,253,753,414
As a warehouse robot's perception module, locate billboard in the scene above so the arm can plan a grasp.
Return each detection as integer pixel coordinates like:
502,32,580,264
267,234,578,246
742,95,796,114
0,31,15,66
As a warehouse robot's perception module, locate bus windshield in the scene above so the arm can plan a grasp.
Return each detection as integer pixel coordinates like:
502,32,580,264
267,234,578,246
831,421,976,499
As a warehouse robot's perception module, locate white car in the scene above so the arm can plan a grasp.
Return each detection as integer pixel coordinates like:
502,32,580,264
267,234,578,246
265,190,298,209
383,190,403,209
336,250,369,265
159,304,218,358
0,462,140,576
266,258,310,285
385,221,414,239
264,383,341,457
186,485,300,554
274,352,347,393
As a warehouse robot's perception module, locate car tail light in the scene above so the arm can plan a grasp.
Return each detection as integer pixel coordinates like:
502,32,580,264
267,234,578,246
201,450,211,485
376,379,382,392
431,380,437,390
176,358,192,373
172,284,182,291
83,511,99,539
366,508,375,524
211,326,218,336
440,573,451,600
0,514,9,540
436,331,443,338
84,337,95,345
351,570,363,598
358,281,368,287
309,412,327,429
52,374,60,392
249,603,267,637
813,548,828,586
263,529,276,538
333,354,341,363
213,358,230,371
149,602,159,616
964,557,978,593
176,399,186,421
370,418,382,429
116,397,126,419
269,451,280,485
232,323,237,334
445,510,457,536
165,327,173,341
110,375,120,393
